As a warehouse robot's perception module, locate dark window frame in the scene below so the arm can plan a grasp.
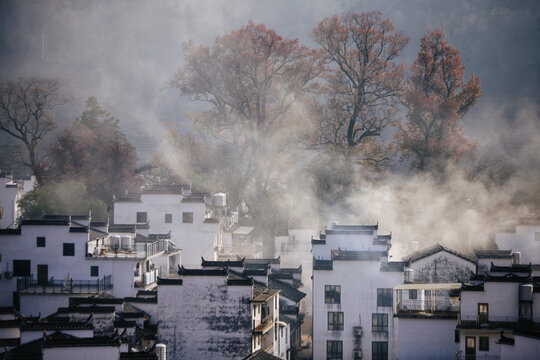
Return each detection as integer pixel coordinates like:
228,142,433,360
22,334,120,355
36,237,46,247
479,336,489,351
90,266,99,277
409,289,417,300
326,340,343,360
377,288,393,307
13,260,31,277
478,303,489,324
372,313,388,333
165,213,172,223
325,285,341,304
63,243,75,256
372,341,388,360
136,212,147,223
182,212,193,223
327,312,344,331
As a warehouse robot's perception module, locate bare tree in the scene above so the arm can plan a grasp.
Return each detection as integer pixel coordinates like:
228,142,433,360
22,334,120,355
0,78,64,183
312,12,409,160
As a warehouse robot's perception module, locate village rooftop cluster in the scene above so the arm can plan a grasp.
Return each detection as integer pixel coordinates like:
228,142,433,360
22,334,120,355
1,173,539,360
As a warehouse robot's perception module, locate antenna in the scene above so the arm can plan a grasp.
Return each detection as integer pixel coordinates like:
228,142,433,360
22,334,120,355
41,32,44,59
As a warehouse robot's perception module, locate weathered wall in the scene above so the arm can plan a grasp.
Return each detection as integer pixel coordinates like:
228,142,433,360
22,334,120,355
157,276,252,360
411,252,475,283
43,345,120,360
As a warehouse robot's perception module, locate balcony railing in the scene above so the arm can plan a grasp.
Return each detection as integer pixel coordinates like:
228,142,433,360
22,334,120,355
17,275,112,294
396,300,459,315
459,315,519,323
456,352,500,360
87,239,168,259
134,268,160,288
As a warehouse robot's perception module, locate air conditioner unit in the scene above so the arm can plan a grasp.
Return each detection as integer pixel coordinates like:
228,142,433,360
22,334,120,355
354,349,362,359
353,326,362,337
4,271,12,279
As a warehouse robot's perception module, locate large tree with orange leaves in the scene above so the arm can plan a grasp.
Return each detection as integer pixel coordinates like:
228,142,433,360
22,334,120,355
394,29,482,172
312,12,409,162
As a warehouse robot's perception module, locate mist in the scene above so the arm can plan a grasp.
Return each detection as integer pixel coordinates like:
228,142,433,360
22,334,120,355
1,0,540,256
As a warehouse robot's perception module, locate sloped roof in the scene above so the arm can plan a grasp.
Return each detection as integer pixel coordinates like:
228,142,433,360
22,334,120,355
406,244,475,264
268,278,306,303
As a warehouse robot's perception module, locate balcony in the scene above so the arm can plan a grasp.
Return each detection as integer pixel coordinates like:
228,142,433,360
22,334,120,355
134,268,160,288
458,315,519,328
17,275,112,294
87,239,168,259
396,299,459,317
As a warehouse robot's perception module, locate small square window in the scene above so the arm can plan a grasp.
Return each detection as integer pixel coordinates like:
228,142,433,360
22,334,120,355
36,237,46,247
182,212,193,223
328,312,344,330
90,266,99,277
13,260,31,277
325,285,341,304
372,313,388,333
479,336,489,351
63,243,75,256
377,288,393,307
326,340,342,359
136,212,147,223
165,213,172,223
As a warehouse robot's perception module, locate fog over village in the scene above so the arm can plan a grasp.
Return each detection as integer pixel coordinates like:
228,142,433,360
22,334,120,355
0,1,539,359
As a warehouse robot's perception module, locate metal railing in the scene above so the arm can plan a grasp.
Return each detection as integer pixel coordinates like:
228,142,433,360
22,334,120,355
396,300,459,314
17,275,112,294
459,315,519,323
456,352,500,360
88,239,168,259
134,268,160,288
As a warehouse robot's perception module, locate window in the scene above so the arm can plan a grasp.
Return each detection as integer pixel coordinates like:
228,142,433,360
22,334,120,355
409,289,417,300
478,303,489,324
325,285,341,304
455,329,460,343
327,312,344,330
372,313,388,333
479,336,489,351
165,213,172,223
182,212,193,223
36,237,45,247
377,288,393,307
136,212,147,223
63,243,75,256
13,260,31,277
326,340,342,359
90,266,99,277
372,342,388,360
535,232,540,241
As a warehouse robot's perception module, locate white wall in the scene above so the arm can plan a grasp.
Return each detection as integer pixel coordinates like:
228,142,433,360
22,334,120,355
397,318,457,360
114,194,219,267
410,252,475,283
157,276,253,360
0,182,19,229
43,345,120,360
500,334,540,360
495,225,540,264
313,259,402,360
460,282,520,322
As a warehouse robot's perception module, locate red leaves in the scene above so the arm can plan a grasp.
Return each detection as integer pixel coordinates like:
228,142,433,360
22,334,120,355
394,29,482,171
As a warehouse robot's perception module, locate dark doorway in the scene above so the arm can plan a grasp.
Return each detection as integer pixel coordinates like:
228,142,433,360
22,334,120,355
37,264,48,286
465,336,476,360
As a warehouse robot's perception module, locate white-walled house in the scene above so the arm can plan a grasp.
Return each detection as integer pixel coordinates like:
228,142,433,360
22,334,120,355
0,215,179,317
495,216,540,264
114,184,237,267
457,257,540,360
312,223,406,360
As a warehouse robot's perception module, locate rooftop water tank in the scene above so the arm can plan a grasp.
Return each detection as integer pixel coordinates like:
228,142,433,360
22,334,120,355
109,235,120,249
156,343,166,360
513,252,521,265
520,283,533,302
405,268,414,283
121,235,132,250
212,193,226,207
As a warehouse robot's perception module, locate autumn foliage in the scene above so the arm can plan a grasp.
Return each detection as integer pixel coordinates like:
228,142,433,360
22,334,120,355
394,29,482,172
312,12,409,156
